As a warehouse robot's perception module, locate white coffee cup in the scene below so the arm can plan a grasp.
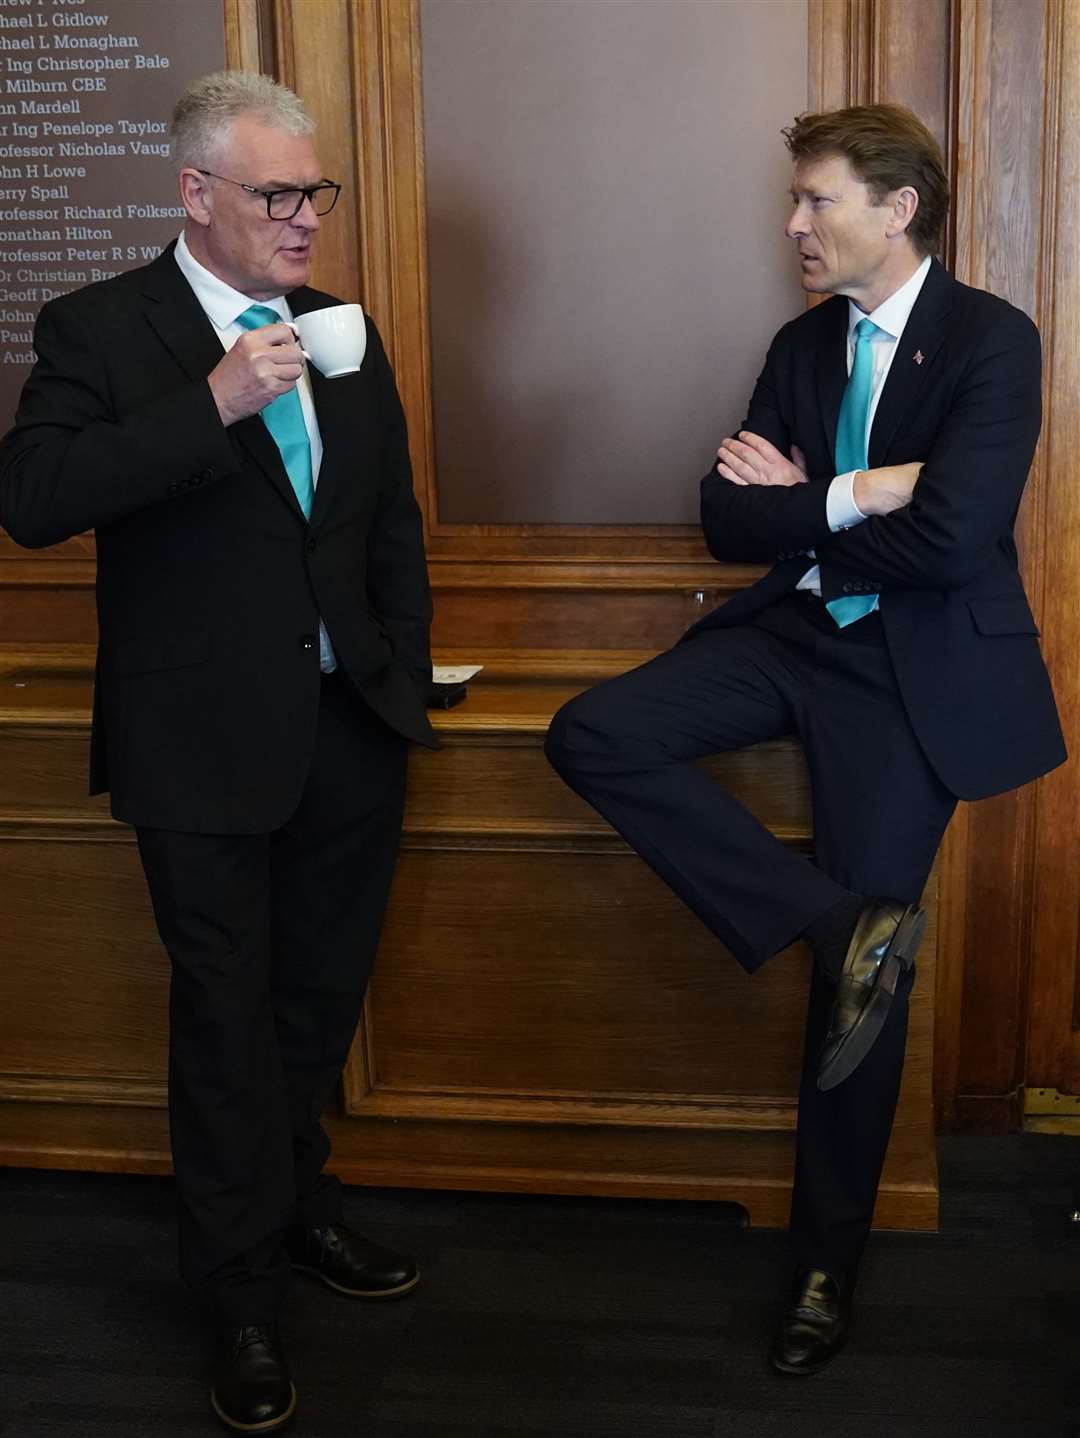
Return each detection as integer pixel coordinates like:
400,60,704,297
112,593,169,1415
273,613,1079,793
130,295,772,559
292,303,366,378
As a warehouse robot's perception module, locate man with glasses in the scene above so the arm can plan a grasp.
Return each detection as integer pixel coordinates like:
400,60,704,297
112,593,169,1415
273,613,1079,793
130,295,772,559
0,71,435,1432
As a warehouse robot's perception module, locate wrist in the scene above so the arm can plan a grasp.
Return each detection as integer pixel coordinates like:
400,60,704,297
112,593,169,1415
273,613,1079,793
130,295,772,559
207,374,236,428
852,469,875,515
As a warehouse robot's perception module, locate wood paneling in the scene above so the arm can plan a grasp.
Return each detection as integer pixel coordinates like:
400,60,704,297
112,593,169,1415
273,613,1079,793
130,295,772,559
2,0,1077,1184
1024,0,1080,1097
0,654,938,1229
941,0,1071,1130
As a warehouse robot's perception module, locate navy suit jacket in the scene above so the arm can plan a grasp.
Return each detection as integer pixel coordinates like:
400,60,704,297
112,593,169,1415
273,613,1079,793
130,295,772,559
0,243,437,832
689,259,1064,800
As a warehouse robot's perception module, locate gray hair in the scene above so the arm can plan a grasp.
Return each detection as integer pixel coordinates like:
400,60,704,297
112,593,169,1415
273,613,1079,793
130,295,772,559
170,70,315,173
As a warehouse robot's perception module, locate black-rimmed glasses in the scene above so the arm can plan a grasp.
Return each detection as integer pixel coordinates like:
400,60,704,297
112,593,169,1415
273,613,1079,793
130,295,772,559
197,170,341,220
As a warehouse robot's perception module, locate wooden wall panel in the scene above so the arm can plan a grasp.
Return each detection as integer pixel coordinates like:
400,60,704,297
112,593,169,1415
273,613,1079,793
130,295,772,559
0,836,166,1108
0,661,939,1230
1024,0,1080,1097
2,0,1076,1199
940,0,1067,1130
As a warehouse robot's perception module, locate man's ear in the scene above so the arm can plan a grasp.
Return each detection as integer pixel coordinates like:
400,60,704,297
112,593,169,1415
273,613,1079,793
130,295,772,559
178,168,213,228
885,184,920,240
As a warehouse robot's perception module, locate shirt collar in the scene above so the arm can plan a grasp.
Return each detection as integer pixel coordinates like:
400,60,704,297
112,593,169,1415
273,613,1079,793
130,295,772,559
847,253,932,343
174,231,292,329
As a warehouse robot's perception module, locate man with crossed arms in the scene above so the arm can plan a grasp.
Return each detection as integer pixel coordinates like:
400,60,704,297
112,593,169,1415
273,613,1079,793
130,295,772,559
547,103,1064,1373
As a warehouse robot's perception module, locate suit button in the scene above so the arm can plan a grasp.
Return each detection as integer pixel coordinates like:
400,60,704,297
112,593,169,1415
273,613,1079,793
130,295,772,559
842,582,853,593
200,469,214,480
305,538,316,554
168,482,180,494
300,634,316,650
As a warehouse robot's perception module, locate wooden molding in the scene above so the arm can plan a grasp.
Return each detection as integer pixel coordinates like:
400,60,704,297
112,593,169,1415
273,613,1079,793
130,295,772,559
0,1074,166,1108
342,1086,799,1133
222,0,274,72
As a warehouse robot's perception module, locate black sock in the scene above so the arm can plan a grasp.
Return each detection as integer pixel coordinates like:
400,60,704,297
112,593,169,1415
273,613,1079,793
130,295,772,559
803,894,865,982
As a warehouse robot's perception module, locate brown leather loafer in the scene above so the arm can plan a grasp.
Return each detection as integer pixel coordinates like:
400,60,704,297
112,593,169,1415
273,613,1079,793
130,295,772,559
769,1267,851,1376
285,1222,419,1298
211,1323,296,1433
817,898,925,1091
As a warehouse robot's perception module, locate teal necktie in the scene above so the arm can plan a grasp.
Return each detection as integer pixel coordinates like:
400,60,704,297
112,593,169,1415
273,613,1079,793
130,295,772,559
826,316,881,627
235,303,314,519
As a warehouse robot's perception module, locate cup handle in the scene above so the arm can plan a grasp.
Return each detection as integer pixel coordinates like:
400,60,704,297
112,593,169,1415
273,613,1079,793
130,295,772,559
284,321,312,362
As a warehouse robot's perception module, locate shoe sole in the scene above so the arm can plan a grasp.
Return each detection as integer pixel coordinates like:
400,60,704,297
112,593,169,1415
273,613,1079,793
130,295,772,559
817,905,926,1092
769,1336,848,1376
210,1381,297,1433
290,1262,420,1299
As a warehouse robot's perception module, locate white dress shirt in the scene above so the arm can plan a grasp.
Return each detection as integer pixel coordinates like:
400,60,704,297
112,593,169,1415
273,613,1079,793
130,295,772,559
173,232,337,671
797,253,933,597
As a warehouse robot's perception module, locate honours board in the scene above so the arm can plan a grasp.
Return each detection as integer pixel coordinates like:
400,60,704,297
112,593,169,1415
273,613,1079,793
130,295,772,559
0,0,225,435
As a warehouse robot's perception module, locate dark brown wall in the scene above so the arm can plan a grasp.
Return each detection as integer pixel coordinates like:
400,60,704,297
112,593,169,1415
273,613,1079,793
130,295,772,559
419,0,807,524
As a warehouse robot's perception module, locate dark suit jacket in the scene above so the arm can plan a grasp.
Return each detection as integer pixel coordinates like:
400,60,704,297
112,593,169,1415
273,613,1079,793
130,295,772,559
0,243,437,832
689,258,1064,801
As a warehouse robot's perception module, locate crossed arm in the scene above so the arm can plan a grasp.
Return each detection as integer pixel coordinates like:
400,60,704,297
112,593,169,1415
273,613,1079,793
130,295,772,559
702,307,1041,592
716,429,921,518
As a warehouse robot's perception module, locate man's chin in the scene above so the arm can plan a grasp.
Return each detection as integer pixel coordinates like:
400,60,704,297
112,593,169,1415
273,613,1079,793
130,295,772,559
276,252,312,286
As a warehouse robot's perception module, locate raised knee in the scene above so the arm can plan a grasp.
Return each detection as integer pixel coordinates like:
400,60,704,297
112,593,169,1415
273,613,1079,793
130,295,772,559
544,691,614,776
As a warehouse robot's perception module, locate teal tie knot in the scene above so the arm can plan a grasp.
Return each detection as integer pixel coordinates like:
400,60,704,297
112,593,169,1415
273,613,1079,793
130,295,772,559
235,303,313,519
236,303,281,329
827,316,884,629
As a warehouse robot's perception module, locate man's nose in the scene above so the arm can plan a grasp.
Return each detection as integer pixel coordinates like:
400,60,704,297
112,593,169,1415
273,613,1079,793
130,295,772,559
292,195,321,232
786,204,809,239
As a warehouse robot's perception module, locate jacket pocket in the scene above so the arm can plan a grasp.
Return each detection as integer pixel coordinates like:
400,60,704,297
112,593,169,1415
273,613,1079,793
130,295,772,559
112,631,210,676
968,597,1040,637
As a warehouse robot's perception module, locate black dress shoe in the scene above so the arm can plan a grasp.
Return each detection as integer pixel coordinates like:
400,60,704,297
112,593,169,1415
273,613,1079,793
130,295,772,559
769,1268,851,1376
211,1323,296,1433
817,898,925,1091
285,1222,419,1298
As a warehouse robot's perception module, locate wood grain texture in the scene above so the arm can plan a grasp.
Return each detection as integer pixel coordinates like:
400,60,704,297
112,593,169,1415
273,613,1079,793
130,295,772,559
2,0,1075,1156
0,657,937,1229
1024,0,1080,1096
944,0,1069,1131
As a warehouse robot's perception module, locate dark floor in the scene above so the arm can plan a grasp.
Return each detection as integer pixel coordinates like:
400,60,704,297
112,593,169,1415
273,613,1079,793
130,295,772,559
1,1134,1079,1437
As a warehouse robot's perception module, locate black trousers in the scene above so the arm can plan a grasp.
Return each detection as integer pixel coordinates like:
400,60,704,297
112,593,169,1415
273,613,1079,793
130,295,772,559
136,671,407,1325
545,593,956,1276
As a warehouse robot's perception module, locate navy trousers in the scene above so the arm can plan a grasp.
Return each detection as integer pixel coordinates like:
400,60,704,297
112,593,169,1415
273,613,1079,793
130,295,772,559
545,592,955,1275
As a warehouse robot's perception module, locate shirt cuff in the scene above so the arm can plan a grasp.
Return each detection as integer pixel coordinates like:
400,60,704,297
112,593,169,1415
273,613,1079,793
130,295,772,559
826,471,869,531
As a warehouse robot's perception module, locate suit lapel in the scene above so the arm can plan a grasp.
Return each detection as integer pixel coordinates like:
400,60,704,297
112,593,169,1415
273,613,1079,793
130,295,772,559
868,258,953,466
815,296,850,468
140,247,307,523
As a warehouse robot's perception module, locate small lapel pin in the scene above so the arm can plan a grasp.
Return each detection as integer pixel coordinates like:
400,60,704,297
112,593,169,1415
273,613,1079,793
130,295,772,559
913,349,925,365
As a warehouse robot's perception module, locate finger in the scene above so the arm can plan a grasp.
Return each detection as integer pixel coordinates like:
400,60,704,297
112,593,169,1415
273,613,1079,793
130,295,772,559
738,430,783,460
269,345,306,368
790,442,807,473
725,438,773,478
720,439,765,474
281,323,312,360
717,463,748,485
717,446,759,483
